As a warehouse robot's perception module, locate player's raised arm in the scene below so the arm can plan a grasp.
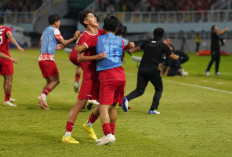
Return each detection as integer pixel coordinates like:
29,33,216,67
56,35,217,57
217,27,229,36
56,31,80,46
0,52,18,63
6,31,24,54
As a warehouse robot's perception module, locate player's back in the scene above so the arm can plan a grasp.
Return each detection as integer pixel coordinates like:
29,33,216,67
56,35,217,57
0,26,12,55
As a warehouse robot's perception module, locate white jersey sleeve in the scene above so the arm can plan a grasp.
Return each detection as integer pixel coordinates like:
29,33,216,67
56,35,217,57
54,28,64,41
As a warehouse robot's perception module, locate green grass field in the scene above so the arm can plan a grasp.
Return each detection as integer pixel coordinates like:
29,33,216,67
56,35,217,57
0,49,231,157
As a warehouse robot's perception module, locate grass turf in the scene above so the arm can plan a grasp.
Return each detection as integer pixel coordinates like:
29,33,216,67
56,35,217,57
0,49,231,157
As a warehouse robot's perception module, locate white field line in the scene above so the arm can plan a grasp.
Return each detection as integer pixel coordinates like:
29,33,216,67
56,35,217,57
126,72,232,95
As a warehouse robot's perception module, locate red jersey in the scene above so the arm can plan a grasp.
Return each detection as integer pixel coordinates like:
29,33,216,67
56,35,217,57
0,26,12,55
77,29,105,80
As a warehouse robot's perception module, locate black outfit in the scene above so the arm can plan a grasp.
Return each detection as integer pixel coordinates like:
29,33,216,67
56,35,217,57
206,32,221,73
126,39,172,110
164,56,181,76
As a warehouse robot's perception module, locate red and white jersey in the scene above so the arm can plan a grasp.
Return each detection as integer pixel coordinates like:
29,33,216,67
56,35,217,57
0,26,12,55
77,29,105,80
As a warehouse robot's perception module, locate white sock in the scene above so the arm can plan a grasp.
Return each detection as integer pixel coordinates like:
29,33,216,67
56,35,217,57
86,121,93,127
64,132,71,137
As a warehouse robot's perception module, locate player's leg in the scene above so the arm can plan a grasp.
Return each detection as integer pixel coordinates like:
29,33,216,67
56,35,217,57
74,66,81,93
123,70,149,111
38,75,60,109
3,75,16,106
62,98,87,144
109,103,117,135
82,105,99,140
149,71,163,114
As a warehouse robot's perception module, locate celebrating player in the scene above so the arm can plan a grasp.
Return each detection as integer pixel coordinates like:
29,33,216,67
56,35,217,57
95,16,134,145
38,14,80,110
0,16,24,107
62,9,106,144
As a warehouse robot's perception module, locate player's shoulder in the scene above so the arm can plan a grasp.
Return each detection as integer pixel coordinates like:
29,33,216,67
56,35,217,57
0,26,11,32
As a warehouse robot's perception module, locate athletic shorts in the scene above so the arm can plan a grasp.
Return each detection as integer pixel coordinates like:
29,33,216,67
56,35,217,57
69,50,79,66
0,61,14,76
39,60,59,78
99,81,126,105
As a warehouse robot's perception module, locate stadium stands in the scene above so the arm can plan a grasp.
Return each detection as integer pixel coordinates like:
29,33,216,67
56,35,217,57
96,0,219,12
2,0,42,12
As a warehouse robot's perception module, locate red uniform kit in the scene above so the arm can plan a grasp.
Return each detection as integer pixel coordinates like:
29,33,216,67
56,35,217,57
77,29,105,100
0,26,13,76
69,46,79,66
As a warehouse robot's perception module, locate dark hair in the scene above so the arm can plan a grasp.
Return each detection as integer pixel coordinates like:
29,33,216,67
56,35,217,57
103,16,120,32
48,14,61,25
116,23,127,37
153,27,165,39
79,9,93,28
94,14,99,23
0,16,4,24
211,25,216,32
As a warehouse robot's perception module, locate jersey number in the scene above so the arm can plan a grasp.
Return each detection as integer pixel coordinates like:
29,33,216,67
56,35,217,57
0,32,3,45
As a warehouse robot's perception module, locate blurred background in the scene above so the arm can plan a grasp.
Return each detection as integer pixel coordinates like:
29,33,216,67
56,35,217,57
1,0,232,53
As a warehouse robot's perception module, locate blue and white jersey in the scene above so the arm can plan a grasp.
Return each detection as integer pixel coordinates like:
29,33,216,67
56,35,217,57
39,26,63,61
96,33,128,71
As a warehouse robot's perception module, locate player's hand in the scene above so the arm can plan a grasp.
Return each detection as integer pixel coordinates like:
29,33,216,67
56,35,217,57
97,52,106,60
11,58,18,64
56,44,64,49
128,42,135,48
73,31,81,40
18,47,24,54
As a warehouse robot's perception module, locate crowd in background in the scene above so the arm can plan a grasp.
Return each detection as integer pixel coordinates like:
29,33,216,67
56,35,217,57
97,0,219,12
2,0,42,12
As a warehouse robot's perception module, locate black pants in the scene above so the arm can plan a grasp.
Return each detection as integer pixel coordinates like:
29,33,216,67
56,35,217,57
206,48,220,73
126,68,163,110
196,42,200,52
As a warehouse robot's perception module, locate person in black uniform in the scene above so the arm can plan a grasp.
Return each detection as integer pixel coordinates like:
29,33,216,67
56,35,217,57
122,27,179,114
205,25,228,76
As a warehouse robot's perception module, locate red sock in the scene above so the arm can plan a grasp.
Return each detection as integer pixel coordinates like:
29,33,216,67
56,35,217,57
88,113,99,124
42,87,51,96
110,123,116,135
75,73,80,82
66,121,74,132
102,123,112,136
4,92,11,101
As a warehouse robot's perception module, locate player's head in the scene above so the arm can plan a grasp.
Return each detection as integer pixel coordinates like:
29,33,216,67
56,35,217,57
116,23,127,37
48,14,61,28
153,27,165,39
0,16,4,25
79,9,98,28
103,16,120,33
211,25,218,32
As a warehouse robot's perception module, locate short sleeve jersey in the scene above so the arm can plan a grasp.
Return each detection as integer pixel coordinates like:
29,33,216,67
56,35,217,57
77,29,104,80
0,26,12,55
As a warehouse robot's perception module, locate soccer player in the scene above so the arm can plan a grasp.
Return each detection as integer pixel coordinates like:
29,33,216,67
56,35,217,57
95,16,134,145
123,28,179,114
0,16,24,106
38,14,80,110
62,9,106,144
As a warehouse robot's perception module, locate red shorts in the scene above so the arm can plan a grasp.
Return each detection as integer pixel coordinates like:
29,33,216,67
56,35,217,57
0,61,14,76
99,81,126,105
69,48,79,66
39,60,59,78
78,78,99,100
